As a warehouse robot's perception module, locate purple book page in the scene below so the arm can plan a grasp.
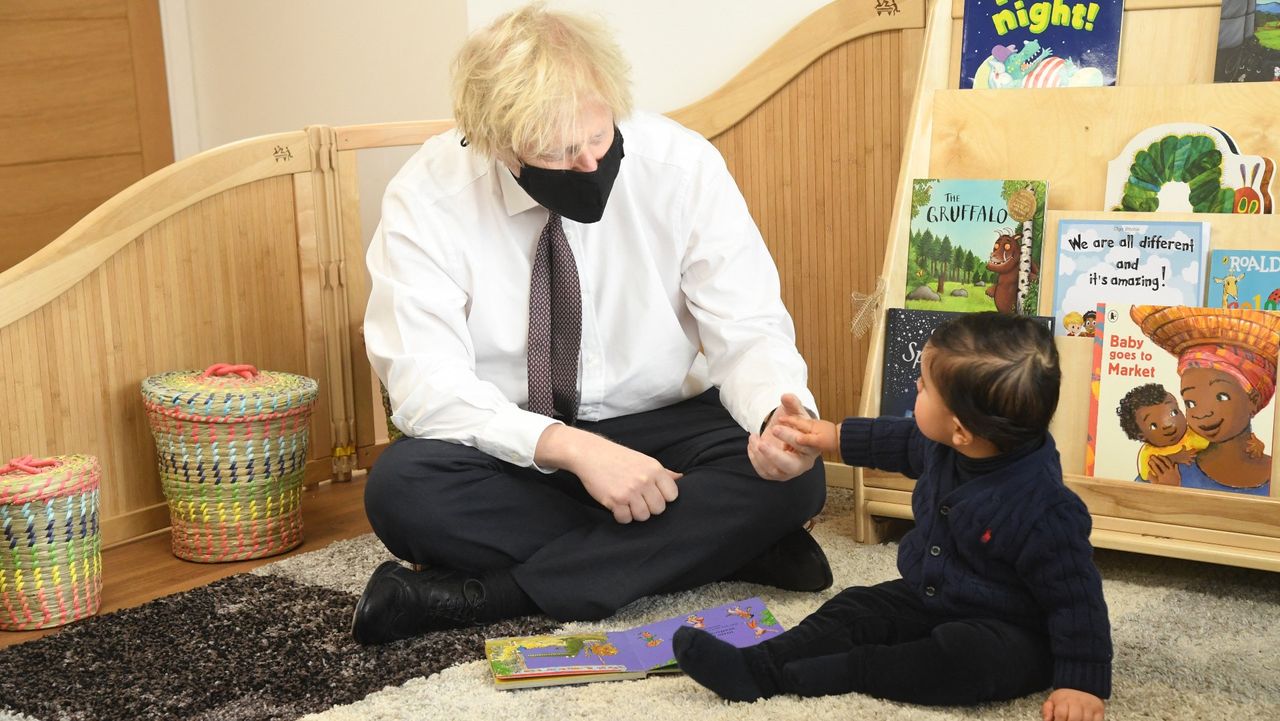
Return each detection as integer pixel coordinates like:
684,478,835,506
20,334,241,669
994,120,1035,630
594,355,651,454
613,597,786,672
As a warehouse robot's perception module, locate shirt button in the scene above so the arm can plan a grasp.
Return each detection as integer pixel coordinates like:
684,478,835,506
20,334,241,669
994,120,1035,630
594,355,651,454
939,506,950,516
930,545,941,556
925,586,936,597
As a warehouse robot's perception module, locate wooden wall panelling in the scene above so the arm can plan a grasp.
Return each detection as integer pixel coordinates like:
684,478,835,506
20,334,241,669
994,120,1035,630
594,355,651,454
125,0,175,175
0,0,172,273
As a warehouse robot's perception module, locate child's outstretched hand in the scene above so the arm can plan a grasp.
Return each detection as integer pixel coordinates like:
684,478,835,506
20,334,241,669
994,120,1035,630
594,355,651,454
769,414,839,455
1042,688,1104,721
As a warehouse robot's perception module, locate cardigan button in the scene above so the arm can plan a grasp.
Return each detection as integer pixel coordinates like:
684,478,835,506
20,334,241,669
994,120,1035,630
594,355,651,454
925,585,936,597
939,506,950,516
930,545,941,556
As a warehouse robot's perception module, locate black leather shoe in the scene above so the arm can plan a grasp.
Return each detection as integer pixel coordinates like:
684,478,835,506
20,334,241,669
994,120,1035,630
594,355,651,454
725,527,833,592
351,561,487,645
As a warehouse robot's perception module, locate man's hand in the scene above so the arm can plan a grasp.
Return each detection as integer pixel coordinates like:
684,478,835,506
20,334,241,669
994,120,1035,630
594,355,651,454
769,414,839,455
536,425,681,524
1042,688,1105,721
748,393,821,481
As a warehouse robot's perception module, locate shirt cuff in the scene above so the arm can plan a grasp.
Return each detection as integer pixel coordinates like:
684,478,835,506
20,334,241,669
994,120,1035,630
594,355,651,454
476,406,562,473
1054,659,1112,700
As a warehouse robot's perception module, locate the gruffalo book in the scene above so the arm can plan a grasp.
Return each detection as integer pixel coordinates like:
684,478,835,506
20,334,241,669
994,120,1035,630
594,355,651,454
905,178,1048,315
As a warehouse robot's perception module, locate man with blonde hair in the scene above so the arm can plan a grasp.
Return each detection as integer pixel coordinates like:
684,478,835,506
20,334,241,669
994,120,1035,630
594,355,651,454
354,3,830,644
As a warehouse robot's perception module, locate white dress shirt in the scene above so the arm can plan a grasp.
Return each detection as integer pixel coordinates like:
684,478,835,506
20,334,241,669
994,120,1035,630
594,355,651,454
364,111,816,470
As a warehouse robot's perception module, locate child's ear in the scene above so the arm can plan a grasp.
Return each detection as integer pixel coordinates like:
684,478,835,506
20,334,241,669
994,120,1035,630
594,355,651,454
950,416,973,448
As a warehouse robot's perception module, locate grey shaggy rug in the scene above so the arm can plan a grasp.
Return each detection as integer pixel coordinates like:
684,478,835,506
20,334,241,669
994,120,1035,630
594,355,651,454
0,488,1277,720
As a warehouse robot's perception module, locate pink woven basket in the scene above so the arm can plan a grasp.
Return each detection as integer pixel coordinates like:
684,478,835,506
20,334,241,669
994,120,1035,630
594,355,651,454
141,363,318,562
0,454,102,630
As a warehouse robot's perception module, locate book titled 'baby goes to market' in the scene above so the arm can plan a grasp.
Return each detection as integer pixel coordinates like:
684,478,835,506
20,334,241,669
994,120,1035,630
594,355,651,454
484,597,784,689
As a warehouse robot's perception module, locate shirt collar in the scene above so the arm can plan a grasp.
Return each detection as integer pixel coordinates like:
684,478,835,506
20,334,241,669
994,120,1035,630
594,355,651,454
497,160,540,217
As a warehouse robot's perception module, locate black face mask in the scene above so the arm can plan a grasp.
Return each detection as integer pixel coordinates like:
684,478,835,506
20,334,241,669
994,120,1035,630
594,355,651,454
513,128,624,224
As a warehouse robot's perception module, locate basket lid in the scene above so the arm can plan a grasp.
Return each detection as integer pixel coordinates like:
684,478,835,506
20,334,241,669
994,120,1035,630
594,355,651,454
0,454,100,504
141,363,319,420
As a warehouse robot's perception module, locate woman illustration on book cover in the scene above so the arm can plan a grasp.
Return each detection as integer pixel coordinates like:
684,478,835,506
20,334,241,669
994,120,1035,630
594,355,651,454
1133,305,1279,496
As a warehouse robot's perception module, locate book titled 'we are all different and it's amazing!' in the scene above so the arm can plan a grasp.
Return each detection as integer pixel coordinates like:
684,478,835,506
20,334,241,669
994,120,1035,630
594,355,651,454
484,597,783,689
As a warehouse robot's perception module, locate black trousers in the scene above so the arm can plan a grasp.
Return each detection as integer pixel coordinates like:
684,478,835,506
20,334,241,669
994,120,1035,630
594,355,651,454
364,389,827,621
748,578,1054,705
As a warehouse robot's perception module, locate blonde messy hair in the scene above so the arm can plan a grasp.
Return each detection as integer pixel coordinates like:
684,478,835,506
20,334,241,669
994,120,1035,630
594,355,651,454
451,3,633,165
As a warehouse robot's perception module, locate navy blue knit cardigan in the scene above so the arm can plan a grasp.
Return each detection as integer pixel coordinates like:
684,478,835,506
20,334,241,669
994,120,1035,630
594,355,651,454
841,416,1113,699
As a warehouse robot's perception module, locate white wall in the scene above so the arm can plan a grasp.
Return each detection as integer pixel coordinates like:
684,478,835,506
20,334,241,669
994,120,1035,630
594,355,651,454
163,0,829,244
465,1,829,112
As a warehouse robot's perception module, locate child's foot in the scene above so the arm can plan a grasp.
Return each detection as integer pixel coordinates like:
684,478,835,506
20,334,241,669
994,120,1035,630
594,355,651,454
673,626,767,702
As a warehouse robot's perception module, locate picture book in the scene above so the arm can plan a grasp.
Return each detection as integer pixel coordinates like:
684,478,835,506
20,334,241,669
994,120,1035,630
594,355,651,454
906,178,1048,315
880,308,1054,416
958,0,1123,89
1104,122,1275,214
485,597,784,690
1206,249,1280,309
1051,220,1210,337
1214,0,1280,83
1086,303,1279,497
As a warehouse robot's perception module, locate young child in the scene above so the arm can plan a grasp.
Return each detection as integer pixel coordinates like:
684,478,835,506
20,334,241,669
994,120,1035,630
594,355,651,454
674,313,1112,721
1118,383,1264,483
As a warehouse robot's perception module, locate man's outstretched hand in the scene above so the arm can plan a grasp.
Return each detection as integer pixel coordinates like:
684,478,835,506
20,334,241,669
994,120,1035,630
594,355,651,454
748,393,821,481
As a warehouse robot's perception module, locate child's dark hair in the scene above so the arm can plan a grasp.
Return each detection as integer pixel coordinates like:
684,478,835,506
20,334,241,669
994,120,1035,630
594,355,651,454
1116,383,1172,441
925,313,1060,452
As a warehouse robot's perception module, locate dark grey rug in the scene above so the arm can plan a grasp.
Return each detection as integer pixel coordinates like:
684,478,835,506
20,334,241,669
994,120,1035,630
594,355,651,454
0,573,554,721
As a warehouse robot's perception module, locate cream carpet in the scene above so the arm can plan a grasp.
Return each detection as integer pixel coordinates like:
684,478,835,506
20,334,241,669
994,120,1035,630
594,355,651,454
1,488,1276,720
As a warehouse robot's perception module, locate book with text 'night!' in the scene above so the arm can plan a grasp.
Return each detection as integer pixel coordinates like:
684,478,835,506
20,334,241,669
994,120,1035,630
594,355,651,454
880,307,1054,417
958,0,1124,89
484,597,784,690
1087,303,1278,497
906,178,1048,316
1051,219,1209,337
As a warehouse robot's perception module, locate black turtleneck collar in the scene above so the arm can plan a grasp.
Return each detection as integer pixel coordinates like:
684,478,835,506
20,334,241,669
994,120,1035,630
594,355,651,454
955,434,1046,483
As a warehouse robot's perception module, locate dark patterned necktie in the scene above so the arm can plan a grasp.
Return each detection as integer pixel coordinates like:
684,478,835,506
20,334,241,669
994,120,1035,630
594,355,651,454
526,212,581,422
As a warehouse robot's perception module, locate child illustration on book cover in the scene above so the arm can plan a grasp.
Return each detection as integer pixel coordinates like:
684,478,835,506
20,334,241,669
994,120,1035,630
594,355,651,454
1100,305,1280,496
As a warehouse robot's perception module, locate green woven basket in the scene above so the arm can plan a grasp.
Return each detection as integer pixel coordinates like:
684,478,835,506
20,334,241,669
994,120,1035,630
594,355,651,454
0,454,102,630
141,363,319,563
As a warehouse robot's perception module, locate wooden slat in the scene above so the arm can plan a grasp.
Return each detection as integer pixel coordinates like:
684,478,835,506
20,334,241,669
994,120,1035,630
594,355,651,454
0,154,143,273
126,0,174,174
0,0,123,21
0,17,139,167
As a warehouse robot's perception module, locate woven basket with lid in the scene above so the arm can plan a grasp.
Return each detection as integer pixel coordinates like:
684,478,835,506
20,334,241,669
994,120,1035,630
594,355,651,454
0,454,102,630
141,363,319,562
